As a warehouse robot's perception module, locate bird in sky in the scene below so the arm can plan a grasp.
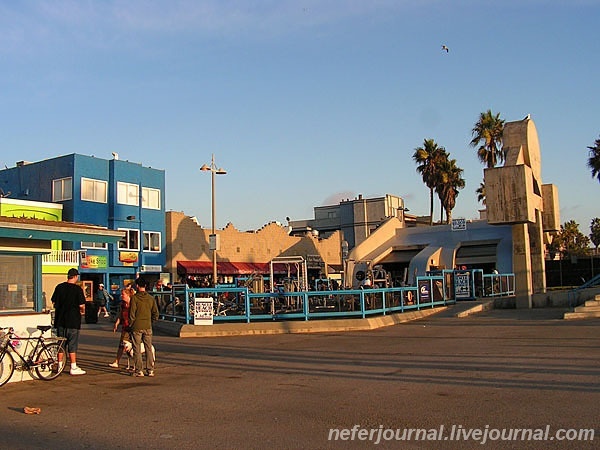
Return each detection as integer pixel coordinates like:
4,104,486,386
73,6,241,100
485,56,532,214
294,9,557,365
441,45,449,53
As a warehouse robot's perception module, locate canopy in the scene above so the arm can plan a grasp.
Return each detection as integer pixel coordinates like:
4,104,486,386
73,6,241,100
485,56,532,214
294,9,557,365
177,260,297,276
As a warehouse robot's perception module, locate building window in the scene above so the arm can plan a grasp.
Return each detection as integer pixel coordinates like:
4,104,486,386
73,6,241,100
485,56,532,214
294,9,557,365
118,228,139,251
52,177,72,202
81,242,107,249
117,182,139,206
81,177,107,203
0,255,34,312
327,211,337,219
142,187,161,210
143,231,161,252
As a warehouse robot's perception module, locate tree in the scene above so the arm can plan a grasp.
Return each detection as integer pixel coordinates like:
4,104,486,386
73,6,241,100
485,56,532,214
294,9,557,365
587,136,600,183
436,157,465,223
590,218,600,254
476,180,486,205
413,139,448,226
552,220,591,258
470,110,505,168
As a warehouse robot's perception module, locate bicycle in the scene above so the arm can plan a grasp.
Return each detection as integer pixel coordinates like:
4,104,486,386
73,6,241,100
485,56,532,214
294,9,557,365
0,325,67,387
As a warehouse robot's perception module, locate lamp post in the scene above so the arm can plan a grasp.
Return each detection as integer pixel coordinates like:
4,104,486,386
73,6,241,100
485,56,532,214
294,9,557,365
200,154,227,287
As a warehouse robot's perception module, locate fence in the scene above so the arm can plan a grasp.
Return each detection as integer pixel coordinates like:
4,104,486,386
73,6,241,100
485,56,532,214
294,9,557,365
151,271,515,325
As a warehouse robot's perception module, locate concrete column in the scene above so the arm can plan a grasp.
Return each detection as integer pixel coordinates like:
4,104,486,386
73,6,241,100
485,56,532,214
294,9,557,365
512,223,533,308
529,209,547,294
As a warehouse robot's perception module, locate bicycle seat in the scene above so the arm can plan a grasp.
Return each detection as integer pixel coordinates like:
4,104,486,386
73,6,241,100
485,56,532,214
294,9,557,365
37,325,52,333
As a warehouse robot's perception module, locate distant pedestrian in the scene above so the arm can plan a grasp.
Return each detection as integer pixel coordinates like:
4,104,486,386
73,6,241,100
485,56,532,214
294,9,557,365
51,268,87,376
129,277,158,377
95,284,112,318
108,286,134,369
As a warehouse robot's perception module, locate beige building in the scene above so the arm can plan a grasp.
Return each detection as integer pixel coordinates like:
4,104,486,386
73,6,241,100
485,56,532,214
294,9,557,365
165,211,343,288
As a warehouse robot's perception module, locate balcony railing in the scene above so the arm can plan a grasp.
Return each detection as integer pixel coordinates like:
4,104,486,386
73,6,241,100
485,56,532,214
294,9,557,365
42,250,81,265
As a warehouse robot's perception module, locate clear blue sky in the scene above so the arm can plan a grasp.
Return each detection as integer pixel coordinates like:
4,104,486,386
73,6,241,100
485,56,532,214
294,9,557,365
1,1,598,234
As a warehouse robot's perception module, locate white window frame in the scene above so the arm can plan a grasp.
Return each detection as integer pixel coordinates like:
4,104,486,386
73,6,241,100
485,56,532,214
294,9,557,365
81,177,107,203
81,241,107,249
52,177,72,202
117,182,139,206
142,187,161,210
143,231,161,252
118,228,140,251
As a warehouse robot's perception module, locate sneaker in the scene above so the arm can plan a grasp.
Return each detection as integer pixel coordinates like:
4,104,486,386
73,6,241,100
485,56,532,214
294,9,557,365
104,314,109,318
70,367,86,376
108,362,119,368
147,370,154,377
132,371,144,377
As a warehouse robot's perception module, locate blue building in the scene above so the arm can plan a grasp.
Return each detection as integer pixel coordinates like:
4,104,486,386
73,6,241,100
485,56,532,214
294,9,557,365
0,154,166,295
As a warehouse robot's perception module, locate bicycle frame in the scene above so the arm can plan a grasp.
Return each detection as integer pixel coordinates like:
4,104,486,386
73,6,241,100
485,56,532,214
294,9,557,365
0,326,67,386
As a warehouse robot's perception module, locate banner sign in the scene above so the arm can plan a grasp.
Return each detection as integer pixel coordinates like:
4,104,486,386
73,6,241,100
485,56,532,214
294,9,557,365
454,271,472,299
451,218,467,231
194,296,214,325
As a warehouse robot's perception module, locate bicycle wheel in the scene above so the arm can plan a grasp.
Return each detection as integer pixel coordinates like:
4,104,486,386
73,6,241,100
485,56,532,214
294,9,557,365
34,342,67,381
0,351,15,387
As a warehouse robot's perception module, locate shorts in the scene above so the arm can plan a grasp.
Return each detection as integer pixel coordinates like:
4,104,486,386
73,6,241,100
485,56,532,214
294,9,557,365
119,330,132,346
56,327,80,353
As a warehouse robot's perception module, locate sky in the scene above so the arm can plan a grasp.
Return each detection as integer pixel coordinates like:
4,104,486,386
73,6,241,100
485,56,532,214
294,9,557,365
1,0,599,234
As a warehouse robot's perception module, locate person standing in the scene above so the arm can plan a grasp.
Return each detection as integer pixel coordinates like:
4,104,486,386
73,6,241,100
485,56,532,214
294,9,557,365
95,283,112,318
108,286,134,369
129,277,158,377
51,268,87,376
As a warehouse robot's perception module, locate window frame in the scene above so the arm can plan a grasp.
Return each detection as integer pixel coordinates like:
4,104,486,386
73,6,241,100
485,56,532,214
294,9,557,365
81,241,107,249
81,177,108,203
143,231,161,253
117,228,140,251
142,187,161,210
117,182,139,206
52,177,73,202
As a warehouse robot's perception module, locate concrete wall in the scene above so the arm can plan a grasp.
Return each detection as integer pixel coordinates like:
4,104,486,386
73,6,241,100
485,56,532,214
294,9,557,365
165,211,343,281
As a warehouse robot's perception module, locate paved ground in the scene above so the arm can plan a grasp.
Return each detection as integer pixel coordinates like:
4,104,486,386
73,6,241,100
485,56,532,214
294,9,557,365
1,306,598,449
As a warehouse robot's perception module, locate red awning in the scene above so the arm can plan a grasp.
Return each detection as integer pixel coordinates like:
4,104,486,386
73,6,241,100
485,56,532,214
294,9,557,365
177,261,298,275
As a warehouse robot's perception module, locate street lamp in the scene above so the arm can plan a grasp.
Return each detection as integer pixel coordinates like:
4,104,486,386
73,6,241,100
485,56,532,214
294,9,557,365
200,154,227,287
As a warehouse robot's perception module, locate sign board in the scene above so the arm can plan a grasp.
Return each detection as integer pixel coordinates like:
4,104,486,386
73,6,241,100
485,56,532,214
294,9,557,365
451,218,467,231
209,234,220,251
454,271,472,299
418,280,430,302
306,254,324,270
194,296,214,325
140,265,162,272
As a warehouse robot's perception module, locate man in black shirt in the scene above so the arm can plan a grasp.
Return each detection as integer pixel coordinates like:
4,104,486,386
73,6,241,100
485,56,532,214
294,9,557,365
51,268,87,376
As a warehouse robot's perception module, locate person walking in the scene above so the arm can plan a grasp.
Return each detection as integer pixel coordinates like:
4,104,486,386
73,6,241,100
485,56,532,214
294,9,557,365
95,283,112,318
51,268,87,376
129,277,158,377
108,286,134,369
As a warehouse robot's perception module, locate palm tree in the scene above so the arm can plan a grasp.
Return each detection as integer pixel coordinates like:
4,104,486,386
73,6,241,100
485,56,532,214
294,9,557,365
436,157,465,223
476,180,486,205
587,135,600,183
413,139,448,226
470,110,505,168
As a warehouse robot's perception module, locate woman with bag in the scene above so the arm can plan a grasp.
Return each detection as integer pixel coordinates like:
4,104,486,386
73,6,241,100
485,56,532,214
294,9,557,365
108,286,135,369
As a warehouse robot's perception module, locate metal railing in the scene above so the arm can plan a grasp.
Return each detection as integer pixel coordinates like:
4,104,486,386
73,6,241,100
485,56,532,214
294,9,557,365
567,273,600,307
482,273,516,297
41,250,80,265
155,276,456,325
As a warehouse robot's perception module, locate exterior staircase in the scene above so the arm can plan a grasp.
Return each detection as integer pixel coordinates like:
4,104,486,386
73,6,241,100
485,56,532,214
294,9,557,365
563,295,600,320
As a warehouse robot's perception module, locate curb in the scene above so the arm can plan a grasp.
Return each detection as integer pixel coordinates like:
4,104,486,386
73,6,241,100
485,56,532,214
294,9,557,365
154,307,447,338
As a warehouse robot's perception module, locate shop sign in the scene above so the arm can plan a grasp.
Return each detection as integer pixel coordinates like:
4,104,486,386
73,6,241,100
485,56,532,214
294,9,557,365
119,252,138,265
454,271,472,299
194,296,213,325
81,255,108,269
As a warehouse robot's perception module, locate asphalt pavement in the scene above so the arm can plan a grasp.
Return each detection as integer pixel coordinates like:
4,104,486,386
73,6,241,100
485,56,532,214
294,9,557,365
1,306,598,450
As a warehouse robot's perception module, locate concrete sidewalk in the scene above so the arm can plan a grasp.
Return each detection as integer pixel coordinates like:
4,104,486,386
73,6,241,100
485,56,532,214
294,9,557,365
0,304,597,449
